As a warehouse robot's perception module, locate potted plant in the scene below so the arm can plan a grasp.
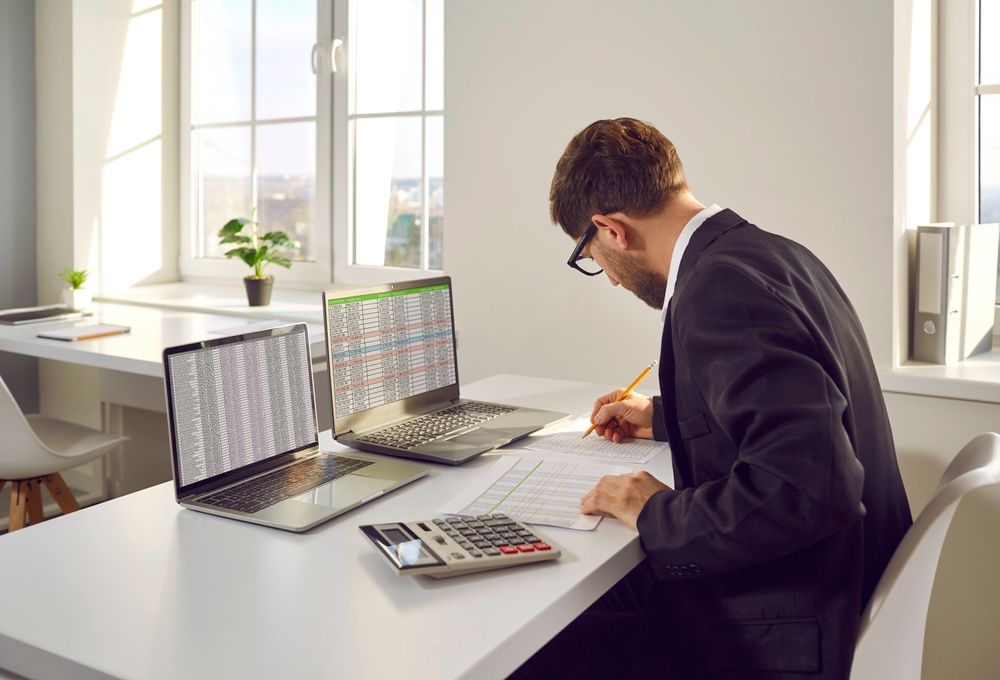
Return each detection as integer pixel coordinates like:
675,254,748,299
59,269,92,310
218,210,300,307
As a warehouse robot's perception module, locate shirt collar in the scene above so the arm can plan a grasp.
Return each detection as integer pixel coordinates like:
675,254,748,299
661,204,723,320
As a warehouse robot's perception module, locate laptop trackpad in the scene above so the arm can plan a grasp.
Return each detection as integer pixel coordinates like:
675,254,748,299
290,475,388,509
445,430,510,447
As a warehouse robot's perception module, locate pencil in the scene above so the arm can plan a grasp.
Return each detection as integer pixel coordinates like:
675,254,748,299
582,360,658,439
75,329,130,341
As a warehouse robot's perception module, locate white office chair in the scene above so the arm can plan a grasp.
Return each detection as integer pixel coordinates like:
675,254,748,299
851,432,1000,679
1,376,126,533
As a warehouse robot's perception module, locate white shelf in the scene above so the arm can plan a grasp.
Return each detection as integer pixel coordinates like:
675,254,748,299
880,350,1000,404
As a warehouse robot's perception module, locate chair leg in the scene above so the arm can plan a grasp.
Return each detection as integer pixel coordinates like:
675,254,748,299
26,480,44,525
8,481,29,532
42,474,81,514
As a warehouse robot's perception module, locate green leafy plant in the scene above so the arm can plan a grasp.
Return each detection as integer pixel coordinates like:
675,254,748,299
218,209,300,279
59,269,88,290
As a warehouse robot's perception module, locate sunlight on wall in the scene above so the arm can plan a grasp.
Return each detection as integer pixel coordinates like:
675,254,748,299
101,2,164,290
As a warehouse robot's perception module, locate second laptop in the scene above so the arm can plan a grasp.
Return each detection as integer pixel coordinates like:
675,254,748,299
323,276,565,465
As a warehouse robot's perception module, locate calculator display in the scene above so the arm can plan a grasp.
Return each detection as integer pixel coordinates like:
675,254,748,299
373,524,442,568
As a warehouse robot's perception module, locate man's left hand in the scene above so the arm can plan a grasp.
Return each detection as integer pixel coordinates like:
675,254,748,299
580,471,671,530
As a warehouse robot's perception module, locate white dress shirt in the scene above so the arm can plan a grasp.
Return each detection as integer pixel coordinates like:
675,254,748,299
661,204,723,321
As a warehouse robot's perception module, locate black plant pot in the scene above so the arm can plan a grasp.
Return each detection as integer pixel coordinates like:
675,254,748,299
244,275,274,306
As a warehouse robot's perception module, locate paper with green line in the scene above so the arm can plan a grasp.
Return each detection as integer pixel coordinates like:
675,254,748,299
438,455,631,530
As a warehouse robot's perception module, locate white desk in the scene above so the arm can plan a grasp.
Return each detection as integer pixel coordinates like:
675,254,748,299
0,303,334,498
0,302,327,378
0,374,673,680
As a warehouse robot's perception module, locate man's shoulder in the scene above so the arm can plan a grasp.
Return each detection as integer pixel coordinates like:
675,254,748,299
684,223,826,296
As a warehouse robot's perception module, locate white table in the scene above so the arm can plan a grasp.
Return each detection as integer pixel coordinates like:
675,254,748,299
0,303,334,497
0,374,673,680
0,302,327,378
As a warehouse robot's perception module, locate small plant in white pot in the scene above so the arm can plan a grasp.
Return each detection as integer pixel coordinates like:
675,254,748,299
60,269,92,310
218,210,300,307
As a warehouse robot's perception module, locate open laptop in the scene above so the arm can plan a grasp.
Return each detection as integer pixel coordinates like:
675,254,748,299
162,323,427,532
323,276,566,465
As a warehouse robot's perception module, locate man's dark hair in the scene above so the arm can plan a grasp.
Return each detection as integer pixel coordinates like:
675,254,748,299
549,118,688,238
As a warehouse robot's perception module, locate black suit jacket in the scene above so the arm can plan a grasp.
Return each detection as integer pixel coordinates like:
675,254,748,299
635,209,912,679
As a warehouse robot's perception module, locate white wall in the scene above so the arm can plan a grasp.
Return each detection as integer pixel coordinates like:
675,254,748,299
35,0,74,307
445,0,894,387
0,0,39,412
35,0,179,299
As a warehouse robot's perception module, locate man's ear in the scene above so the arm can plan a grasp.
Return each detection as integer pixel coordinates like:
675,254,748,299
591,214,630,250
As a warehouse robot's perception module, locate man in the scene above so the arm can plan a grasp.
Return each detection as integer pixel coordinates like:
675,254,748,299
518,119,912,678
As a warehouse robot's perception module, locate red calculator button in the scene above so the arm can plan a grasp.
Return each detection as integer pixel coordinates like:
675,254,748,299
499,545,518,555
531,542,552,551
517,545,535,552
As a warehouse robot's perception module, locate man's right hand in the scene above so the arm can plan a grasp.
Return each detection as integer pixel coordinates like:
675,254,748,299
590,390,654,442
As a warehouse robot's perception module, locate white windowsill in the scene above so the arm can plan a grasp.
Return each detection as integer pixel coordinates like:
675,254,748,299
96,281,345,324
880,347,1000,404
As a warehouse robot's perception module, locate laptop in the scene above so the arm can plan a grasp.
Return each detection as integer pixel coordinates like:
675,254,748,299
322,276,566,465
162,323,428,532
0,304,89,325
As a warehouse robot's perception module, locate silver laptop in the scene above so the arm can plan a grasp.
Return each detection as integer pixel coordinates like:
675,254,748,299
323,276,566,465
162,323,427,532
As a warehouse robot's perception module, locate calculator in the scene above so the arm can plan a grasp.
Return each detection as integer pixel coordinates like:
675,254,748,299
359,514,561,578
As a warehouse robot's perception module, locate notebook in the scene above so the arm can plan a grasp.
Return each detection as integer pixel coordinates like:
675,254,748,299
323,276,566,465
162,323,427,532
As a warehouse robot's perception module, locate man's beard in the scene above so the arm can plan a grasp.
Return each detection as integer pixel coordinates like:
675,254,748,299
599,248,667,310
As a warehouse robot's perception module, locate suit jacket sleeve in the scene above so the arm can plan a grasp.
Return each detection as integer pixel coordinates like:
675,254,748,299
637,264,866,577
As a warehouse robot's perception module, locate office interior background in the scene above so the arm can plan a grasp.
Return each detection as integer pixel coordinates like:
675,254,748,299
1,0,999,675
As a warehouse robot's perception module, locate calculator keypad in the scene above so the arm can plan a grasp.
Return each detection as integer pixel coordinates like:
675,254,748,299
432,514,552,555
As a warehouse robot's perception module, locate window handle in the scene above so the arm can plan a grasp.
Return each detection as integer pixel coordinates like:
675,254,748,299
311,43,320,74
330,38,344,73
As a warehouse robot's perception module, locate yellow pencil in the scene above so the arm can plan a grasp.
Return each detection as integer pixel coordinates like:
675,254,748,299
582,360,657,439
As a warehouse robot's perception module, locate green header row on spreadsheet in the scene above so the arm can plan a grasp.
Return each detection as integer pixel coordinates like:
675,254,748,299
327,283,450,305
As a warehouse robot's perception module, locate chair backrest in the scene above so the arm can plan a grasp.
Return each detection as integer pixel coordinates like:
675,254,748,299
851,432,1000,679
0,375,60,479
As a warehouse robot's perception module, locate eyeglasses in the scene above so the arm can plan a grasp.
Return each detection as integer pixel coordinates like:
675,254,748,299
566,223,603,276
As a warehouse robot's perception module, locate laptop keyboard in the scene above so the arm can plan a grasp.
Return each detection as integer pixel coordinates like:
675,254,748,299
198,454,373,514
358,402,515,450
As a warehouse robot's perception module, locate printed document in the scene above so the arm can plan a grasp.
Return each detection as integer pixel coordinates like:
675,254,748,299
439,456,631,530
522,416,667,464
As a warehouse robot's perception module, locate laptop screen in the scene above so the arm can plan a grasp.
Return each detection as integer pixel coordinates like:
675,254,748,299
165,326,317,489
326,281,457,419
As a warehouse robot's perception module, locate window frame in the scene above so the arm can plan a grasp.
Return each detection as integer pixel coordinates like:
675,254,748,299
179,0,334,286
331,0,444,286
937,0,1000,329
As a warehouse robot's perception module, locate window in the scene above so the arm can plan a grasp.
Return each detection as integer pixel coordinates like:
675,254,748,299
980,1,1000,219
331,0,443,283
979,1,1000,304
182,0,332,283
181,0,443,287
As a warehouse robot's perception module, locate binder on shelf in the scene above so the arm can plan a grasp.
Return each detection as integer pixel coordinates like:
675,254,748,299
913,223,963,364
912,222,1000,364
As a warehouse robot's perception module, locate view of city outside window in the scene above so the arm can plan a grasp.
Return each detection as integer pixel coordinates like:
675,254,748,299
351,0,443,270
191,0,318,262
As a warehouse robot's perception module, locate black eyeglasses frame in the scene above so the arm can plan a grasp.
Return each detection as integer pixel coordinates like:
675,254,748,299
566,223,603,276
